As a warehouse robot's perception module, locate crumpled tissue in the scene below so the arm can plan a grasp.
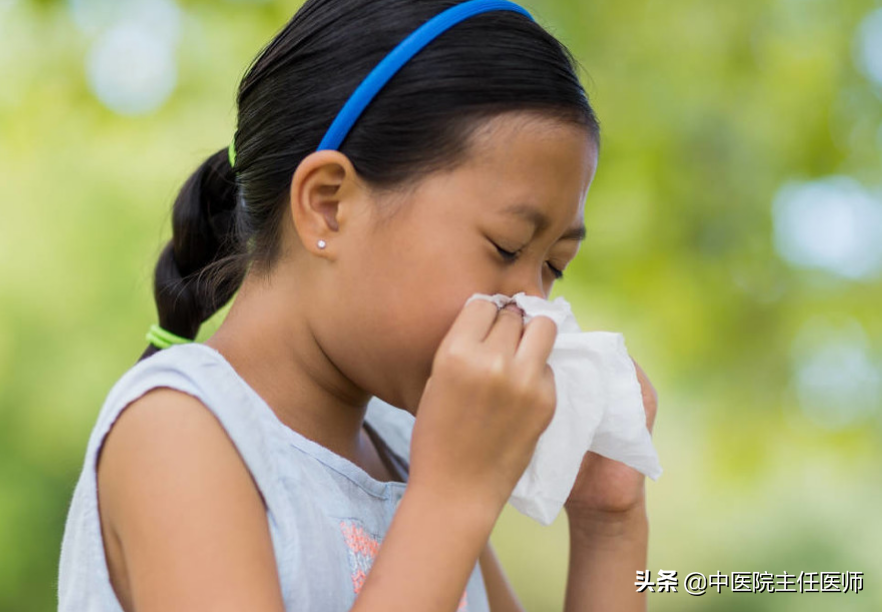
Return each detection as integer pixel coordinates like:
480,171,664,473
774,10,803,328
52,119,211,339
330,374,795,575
465,291,663,526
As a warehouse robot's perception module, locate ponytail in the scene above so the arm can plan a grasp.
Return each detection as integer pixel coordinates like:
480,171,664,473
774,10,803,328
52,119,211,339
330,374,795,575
138,148,246,362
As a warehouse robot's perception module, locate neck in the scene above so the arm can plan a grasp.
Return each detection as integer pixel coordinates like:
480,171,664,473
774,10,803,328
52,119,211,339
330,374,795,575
203,261,372,465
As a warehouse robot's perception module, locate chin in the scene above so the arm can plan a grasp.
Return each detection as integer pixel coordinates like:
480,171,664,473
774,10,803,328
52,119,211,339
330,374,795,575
372,348,433,417
397,373,429,418
393,386,420,418
369,380,417,417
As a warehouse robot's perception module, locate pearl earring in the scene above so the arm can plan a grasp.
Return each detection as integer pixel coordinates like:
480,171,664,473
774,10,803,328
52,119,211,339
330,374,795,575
317,239,327,249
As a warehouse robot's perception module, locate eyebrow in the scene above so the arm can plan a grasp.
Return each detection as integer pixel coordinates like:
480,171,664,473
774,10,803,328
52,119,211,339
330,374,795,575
503,203,587,242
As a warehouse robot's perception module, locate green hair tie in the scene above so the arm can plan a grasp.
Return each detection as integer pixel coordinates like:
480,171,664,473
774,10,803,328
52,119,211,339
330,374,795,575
228,140,236,167
146,324,193,350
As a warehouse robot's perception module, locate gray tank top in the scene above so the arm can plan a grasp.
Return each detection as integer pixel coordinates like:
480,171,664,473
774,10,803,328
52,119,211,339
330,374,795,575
57,342,490,611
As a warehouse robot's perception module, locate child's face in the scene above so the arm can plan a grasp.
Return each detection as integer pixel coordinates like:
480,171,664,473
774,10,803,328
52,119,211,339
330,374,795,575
312,111,597,414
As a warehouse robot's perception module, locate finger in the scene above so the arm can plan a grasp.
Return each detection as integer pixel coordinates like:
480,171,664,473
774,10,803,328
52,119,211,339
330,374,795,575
482,304,526,355
513,315,558,373
438,298,500,354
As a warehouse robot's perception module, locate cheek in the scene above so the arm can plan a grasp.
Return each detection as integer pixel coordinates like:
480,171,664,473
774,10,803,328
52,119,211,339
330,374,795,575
322,273,460,405
381,297,453,368
381,251,493,363
369,286,474,395
332,229,493,401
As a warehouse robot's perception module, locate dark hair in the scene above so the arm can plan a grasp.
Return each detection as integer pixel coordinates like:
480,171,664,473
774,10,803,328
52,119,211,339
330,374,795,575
139,0,600,362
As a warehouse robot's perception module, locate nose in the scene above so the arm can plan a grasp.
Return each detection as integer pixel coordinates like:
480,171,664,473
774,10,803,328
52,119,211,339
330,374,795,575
503,276,547,302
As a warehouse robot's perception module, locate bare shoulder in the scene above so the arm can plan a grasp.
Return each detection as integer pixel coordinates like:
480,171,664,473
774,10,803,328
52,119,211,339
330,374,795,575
96,387,285,612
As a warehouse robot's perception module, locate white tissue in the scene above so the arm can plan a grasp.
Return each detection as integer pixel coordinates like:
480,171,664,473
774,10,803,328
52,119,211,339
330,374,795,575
465,291,663,526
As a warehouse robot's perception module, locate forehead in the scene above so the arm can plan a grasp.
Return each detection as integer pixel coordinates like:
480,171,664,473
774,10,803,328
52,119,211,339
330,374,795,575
451,112,597,226
369,111,598,238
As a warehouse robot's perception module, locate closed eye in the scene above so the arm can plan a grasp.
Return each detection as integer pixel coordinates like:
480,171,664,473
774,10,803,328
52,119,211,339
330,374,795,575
494,245,565,280
495,245,519,261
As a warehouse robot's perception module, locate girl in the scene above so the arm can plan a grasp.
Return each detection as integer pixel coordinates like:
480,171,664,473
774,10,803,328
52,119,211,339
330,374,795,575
58,0,658,610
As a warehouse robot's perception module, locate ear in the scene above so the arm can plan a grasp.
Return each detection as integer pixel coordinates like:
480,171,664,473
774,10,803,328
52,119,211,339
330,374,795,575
288,150,364,258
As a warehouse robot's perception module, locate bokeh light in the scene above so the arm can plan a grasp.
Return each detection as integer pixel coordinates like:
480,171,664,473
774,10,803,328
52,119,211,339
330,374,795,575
68,0,182,43
790,315,881,429
85,21,178,115
72,0,182,115
772,175,882,280
854,7,882,89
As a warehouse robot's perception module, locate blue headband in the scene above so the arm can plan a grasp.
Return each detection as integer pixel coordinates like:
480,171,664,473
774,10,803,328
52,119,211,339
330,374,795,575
228,0,534,164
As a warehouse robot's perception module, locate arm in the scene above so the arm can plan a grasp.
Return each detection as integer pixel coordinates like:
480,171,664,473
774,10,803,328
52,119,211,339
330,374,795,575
563,503,649,612
97,388,287,612
479,540,527,612
99,388,510,612
562,358,657,612
477,506,649,612
343,298,565,610
350,482,501,612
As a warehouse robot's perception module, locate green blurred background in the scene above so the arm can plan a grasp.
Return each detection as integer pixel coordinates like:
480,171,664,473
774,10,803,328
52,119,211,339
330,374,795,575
1,0,881,610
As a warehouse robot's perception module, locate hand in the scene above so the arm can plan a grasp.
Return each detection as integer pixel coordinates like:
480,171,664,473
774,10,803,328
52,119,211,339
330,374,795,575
408,300,559,515
563,358,658,519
